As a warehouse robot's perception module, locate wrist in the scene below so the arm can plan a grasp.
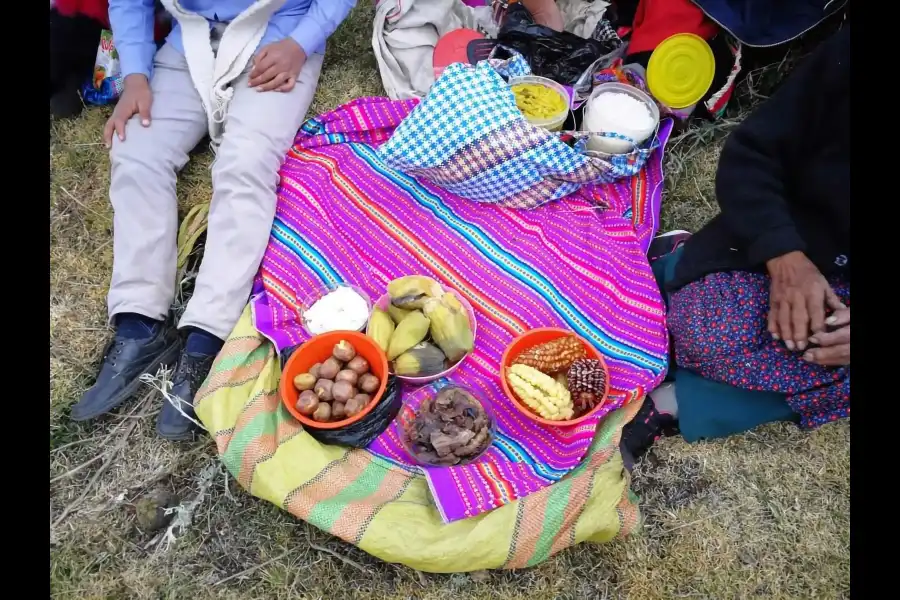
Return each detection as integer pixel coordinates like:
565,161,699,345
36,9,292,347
766,251,806,275
124,73,150,88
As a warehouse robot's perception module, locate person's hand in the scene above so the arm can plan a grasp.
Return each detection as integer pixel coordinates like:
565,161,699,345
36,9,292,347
104,74,152,148
766,251,844,351
804,308,850,366
248,38,307,92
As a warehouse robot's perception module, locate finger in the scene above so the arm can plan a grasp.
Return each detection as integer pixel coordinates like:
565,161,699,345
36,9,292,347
790,295,811,350
825,287,846,311
276,75,296,93
249,64,280,88
249,55,277,84
114,115,127,142
103,117,115,147
258,72,290,92
810,325,849,348
807,291,827,336
778,298,795,350
767,297,781,340
137,98,152,127
803,344,849,367
825,308,850,328
252,48,269,70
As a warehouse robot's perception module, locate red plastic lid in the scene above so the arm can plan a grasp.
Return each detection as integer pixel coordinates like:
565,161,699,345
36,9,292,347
433,28,485,76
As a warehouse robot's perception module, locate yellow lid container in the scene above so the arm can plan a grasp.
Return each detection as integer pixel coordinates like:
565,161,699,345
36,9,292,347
647,33,715,110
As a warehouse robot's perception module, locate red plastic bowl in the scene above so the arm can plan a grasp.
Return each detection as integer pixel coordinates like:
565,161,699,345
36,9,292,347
280,330,389,430
500,328,611,427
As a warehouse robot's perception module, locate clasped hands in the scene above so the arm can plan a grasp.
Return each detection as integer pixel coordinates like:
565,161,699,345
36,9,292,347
767,251,850,367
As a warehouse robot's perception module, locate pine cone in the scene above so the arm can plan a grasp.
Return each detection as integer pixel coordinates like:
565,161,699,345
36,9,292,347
567,358,607,411
512,336,587,374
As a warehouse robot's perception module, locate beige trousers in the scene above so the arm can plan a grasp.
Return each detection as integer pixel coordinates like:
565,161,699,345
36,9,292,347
107,43,323,340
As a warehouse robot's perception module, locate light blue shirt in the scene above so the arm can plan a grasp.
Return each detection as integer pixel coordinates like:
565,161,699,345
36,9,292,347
109,0,357,79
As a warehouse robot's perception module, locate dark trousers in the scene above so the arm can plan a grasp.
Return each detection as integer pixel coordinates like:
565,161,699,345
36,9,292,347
49,8,104,100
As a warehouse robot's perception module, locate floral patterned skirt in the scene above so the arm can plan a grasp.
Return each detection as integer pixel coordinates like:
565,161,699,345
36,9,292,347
668,270,850,429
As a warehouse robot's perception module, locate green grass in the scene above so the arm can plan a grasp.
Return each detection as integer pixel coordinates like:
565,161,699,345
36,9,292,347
50,4,849,598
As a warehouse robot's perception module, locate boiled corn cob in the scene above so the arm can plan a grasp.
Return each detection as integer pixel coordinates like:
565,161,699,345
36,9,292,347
507,364,574,421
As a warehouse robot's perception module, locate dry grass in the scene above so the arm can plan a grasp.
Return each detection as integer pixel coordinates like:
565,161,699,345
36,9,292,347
50,5,849,598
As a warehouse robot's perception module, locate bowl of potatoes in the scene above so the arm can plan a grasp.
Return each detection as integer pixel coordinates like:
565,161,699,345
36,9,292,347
280,331,389,429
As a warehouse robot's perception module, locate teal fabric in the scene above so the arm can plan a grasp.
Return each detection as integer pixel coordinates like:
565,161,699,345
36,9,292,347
653,248,798,442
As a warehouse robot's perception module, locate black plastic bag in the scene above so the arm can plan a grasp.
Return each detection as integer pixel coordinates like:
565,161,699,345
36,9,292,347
496,4,620,88
304,376,403,449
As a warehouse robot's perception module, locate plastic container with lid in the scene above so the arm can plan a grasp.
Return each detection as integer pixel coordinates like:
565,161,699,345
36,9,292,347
647,33,715,118
581,82,660,155
509,75,570,132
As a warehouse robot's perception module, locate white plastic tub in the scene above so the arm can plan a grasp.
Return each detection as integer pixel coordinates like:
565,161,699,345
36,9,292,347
581,82,660,154
509,75,570,132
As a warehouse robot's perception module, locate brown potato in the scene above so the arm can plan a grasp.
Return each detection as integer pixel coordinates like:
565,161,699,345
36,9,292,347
295,390,319,416
314,378,334,401
332,380,356,403
335,369,359,386
318,357,342,380
293,373,316,391
309,363,322,379
332,401,346,420
358,373,380,394
346,355,370,375
312,402,332,422
332,340,357,362
343,396,366,417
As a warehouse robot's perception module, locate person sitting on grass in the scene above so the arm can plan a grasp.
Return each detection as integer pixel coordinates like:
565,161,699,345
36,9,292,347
621,25,850,459
70,0,357,441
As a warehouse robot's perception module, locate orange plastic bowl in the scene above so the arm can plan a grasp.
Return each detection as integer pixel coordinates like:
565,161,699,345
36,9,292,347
280,330,389,430
500,328,611,427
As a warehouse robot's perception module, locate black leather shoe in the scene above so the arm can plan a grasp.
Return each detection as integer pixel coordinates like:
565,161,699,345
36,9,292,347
71,326,181,422
156,350,216,441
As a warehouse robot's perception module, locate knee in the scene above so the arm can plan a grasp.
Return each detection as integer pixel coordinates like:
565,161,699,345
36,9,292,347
211,136,283,192
109,120,173,174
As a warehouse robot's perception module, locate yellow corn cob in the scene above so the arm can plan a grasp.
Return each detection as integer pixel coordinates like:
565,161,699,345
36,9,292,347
506,364,574,421
367,308,394,353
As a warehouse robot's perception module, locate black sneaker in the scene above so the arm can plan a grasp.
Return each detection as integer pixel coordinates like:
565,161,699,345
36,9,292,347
71,325,181,422
620,396,680,460
156,349,216,441
648,230,691,263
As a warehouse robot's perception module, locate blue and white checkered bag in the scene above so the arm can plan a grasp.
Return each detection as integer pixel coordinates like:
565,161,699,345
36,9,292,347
378,54,657,209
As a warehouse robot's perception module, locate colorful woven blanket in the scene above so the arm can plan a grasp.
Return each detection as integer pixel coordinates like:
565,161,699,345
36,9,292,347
195,310,644,572
246,98,671,523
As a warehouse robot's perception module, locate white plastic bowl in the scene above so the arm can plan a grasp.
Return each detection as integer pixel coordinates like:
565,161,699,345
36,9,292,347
582,82,660,154
298,284,372,337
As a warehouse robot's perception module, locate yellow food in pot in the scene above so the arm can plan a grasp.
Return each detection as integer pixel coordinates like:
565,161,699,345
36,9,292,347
512,83,567,119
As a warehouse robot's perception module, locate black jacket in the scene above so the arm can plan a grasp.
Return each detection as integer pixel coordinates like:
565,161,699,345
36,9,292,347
670,26,850,291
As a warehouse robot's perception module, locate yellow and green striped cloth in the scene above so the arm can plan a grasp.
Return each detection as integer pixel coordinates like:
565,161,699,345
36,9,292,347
195,307,643,572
